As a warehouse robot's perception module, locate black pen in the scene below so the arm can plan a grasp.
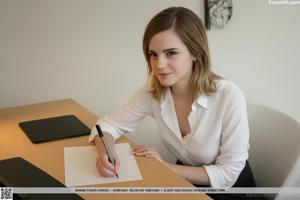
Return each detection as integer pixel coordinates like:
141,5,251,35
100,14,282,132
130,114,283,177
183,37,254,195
95,124,119,178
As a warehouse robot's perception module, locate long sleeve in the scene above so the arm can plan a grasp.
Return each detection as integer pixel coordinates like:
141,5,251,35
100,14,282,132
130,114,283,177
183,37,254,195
203,87,249,188
88,85,154,142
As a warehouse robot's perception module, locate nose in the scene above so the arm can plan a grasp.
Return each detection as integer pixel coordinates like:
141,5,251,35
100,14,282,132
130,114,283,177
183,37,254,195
152,55,167,70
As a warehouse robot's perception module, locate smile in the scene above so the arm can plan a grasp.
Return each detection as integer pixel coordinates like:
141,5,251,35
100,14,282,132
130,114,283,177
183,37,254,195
158,73,172,78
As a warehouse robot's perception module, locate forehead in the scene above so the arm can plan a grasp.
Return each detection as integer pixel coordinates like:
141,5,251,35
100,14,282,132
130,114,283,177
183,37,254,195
149,29,187,51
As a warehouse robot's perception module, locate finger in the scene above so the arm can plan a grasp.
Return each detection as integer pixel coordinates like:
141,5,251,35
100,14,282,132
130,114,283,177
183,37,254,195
114,157,121,172
133,149,147,154
145,152,162,161
134,151,148,156
146,153,156,158
99,154,115,171
131,145,146,151
96,163,116,176
134,149,156,157
141,152,156,159
131,146,148,154
96,157,116,177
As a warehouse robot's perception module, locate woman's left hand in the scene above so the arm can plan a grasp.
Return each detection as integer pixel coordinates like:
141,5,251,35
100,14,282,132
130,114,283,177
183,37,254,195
131,145,165,164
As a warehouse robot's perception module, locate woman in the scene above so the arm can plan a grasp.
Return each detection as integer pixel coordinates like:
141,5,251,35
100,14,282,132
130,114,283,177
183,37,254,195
89,7,256,200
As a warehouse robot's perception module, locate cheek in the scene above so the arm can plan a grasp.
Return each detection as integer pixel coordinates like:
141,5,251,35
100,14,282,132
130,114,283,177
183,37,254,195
174,57,193,73
150,60,156,70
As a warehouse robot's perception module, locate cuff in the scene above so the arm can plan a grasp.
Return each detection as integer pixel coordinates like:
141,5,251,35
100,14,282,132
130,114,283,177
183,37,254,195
87,120,120,143
88,126,98,143
203,165,226,188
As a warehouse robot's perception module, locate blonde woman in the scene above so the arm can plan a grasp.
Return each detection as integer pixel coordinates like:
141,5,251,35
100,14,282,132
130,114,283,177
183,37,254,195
89,7,256,200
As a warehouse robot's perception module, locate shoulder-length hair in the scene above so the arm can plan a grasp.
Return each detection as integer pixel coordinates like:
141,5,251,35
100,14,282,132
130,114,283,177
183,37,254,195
143,7,220,100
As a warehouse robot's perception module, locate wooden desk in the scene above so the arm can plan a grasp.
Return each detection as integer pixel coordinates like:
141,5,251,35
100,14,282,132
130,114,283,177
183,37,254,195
0,99,211,199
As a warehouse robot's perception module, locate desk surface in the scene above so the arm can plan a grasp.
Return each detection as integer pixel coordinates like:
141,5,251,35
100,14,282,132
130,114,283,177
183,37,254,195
0,99,211,199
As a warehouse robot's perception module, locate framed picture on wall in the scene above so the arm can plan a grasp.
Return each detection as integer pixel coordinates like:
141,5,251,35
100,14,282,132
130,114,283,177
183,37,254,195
204,0,233,30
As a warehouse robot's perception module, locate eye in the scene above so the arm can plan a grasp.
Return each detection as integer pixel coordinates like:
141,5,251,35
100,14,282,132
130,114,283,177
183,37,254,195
166,51,178,57
148,51,157,58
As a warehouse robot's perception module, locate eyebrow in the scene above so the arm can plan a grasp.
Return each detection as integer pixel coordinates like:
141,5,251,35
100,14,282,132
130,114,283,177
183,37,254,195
148,48,179,53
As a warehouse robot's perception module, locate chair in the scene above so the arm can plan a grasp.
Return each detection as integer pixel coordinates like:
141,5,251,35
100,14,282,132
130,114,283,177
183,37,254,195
247,103,300,199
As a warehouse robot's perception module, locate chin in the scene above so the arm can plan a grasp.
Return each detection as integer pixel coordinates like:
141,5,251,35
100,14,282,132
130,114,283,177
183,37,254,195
159,80,174,87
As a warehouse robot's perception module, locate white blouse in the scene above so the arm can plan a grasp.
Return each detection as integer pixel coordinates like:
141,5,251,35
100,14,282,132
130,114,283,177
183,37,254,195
89,79,249,188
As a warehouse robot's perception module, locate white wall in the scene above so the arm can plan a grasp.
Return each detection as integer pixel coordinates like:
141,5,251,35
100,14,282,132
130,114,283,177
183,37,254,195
0,0,299,162
208,0,300,124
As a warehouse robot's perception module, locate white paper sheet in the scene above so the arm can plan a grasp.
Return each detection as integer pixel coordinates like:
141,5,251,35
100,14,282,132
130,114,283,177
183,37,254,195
64,143,142,186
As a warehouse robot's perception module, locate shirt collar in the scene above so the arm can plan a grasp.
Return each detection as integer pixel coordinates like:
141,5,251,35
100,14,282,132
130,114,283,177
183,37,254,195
160,88,208,110
195,94,208,108
160,88,183,141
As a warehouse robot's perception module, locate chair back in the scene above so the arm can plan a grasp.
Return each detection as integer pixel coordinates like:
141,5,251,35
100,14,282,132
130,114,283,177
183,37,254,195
248,103,300,187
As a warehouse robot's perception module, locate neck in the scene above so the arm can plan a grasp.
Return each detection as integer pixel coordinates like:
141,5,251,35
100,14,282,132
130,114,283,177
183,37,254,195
171,82,193,100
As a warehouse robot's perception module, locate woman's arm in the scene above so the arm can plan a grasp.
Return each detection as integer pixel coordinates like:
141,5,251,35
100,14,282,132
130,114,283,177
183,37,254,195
164,163,210,186
131,145,210,186
89,85,154,143
91,85,153,176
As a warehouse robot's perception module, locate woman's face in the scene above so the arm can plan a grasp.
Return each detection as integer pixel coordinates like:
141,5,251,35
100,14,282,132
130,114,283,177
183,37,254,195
148,29,195,89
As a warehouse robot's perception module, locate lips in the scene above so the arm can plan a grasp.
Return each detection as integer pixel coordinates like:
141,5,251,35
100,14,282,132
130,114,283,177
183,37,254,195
158,72,172,79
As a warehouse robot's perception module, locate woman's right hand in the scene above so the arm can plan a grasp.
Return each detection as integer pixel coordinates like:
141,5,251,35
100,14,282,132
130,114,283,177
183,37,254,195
94,134,120,177
95,151,120,177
